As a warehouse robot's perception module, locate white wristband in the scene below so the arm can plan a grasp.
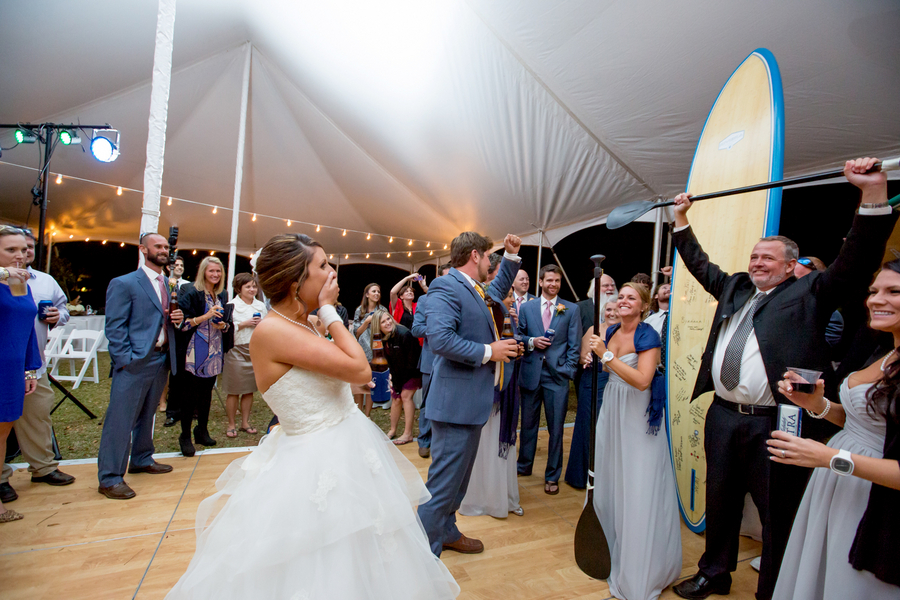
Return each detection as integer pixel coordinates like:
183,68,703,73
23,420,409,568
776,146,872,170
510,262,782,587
317,305,342,329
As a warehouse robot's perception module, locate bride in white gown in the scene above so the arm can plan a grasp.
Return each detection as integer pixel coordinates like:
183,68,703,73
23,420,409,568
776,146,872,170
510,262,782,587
167,234,459,600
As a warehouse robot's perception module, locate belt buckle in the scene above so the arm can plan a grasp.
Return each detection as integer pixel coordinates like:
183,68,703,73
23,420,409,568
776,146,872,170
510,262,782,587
738,404,752,415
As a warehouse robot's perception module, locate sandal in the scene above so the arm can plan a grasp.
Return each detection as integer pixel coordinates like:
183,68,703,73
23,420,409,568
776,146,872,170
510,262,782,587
239,426,258,435
225,428,238,438
544,481,559,495
0,509,24,523
392,437,413,445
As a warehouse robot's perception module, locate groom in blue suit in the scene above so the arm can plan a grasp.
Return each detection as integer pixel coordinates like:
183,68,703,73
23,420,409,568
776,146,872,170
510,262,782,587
97,233,183,499
418,232,521,556
516,264,580,494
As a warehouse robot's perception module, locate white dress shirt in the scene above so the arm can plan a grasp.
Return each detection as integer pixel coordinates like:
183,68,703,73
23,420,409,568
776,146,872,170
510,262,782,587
27,267,70,376
711,288,774,406
141,263,167,347
229,296,268,346
643,309,668,337
526,295,558,351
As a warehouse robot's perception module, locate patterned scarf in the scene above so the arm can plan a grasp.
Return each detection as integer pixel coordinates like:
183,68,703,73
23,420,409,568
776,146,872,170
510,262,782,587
186,292,224,377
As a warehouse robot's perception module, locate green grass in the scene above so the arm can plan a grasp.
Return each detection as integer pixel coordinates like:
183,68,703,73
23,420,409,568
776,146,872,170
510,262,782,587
48,353,577,460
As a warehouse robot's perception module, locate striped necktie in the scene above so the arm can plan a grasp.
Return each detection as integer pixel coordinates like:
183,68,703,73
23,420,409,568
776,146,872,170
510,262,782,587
720,293,765,391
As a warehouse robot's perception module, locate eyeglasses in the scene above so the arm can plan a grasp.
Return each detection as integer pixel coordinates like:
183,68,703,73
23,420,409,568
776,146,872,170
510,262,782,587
797,257,813,267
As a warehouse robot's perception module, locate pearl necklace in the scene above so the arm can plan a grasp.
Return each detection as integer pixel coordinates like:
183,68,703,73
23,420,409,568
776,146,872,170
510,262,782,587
881,348,897,372
271,309,321,337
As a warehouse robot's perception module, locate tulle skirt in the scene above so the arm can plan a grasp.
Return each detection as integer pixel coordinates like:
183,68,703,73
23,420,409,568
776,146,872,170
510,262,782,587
166,411,460,600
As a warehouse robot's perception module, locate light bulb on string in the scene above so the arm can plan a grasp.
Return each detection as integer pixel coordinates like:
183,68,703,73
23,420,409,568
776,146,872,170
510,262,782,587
365,254,369,259
344,254,349,259
252,214,257,222
407,251,412,257
212,206,218,214
389,237,393,243
117,186,123,196
342,229,347,236
55,174,62,184
408,239,412,246
329,254,334,259
102,240,107,245
286,220,292,227
167,197,172,206
386,253,391,258
69,234,73,239
85,238,90,242
316,225,321,232
210,251,215,256
120,242,125,247
426,242,430,248
366,233,371,240
429,251,433,256
443,244,447,250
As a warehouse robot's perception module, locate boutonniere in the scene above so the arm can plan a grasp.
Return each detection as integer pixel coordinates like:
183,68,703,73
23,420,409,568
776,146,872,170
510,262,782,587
555,304,567,316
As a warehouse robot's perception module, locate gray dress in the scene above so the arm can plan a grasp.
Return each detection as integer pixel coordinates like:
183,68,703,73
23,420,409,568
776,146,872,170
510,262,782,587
593,354,682,600
773,378,897,600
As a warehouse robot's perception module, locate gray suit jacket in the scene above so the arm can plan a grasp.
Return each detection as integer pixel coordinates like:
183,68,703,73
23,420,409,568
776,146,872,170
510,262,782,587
105,269,177,373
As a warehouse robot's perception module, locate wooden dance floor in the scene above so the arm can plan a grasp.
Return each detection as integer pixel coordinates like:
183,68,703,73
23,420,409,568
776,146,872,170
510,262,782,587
0,428,761,599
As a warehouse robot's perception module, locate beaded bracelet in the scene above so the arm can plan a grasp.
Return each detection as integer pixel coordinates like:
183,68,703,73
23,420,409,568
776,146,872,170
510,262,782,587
805,398,831,419
25,370,38,381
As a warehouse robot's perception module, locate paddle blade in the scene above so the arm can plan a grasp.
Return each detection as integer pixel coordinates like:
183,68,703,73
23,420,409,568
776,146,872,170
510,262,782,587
606,200,660,230
574,496,611,580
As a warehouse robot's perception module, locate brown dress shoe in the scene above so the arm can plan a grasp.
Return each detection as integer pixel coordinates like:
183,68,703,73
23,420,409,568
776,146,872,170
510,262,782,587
31,470,76,486
128,462,173,475
98,482,136,500
418,446,430,458
442,533,484,554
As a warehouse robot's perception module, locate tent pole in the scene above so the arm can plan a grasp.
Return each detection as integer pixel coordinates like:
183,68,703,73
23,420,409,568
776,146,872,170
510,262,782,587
45,233,53,273
535,230,544,296
139,0,177,239
548,244,579,301
227,42,252,299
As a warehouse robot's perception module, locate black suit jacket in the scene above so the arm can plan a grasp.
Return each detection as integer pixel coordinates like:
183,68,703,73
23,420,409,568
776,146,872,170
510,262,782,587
174,284,234,372
674,211,898,426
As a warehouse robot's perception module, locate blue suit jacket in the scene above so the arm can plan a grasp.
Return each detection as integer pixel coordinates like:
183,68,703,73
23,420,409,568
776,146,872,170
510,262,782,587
411,293,434,375
517,296,581,390
105,269,177,373
424,257,518,425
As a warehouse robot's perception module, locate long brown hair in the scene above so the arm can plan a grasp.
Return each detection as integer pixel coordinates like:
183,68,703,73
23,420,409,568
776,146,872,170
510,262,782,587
255,234,323,306
867,259,900,424
359,283,381,313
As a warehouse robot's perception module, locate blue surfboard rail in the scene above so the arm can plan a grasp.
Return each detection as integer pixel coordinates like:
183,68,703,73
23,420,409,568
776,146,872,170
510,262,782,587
666,49,785,533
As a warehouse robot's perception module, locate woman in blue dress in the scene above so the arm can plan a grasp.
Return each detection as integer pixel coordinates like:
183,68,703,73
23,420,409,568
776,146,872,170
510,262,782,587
0,226,42,524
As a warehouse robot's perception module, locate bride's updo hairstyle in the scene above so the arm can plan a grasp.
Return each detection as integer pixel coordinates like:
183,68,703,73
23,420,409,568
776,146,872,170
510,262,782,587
255,233,323,305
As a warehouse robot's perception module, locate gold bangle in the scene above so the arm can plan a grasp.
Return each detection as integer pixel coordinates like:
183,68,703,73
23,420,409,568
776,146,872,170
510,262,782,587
0,267,8,281
25,370,38,381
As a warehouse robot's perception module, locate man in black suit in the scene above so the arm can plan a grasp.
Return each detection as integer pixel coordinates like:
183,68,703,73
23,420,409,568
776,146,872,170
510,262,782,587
671,158,897,600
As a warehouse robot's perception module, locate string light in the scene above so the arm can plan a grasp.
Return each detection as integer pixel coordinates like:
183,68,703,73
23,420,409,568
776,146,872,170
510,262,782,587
69,234,73,239
389,237,393,243
212,206,218,214
386,253,391,258
329,254,334,259
407,251,412,257
210,251,215,256
286,220,292,227
55,174,62,184
408,239,413,246
365,253,369,259
366,233,371,240
443,244,448,250
120,242,125,247
102,240,107,245
167,197,172,206
344,254,349,259
252,214,257,222
316,225,321,232
117,186,123,195
429,251,433,256
85,238,90,242
342,229,347,236
426,242,430,248
51,231,57,237
192,249,197,255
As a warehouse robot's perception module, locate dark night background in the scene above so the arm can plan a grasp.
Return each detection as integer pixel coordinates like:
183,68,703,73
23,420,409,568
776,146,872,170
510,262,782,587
41,180,900,313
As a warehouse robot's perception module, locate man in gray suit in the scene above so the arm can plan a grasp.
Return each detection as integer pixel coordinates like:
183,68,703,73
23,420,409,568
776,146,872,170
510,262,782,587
411,262,451,459
516,264,581,495
97,233,183,499
417,232,520,556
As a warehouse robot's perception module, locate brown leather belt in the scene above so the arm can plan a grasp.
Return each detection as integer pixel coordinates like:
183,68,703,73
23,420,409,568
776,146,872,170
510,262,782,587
714,395,777,417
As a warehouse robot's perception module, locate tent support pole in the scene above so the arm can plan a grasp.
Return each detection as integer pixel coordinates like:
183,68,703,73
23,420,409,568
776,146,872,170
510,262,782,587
650,206,663,295
548,244,579,301
227,42,252,299
534,230,544,296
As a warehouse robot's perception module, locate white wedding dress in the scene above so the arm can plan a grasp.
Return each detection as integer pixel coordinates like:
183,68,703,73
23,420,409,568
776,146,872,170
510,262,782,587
166,366,460,600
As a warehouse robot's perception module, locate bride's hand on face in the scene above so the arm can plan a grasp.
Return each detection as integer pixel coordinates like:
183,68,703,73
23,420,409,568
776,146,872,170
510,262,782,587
317,271,339,308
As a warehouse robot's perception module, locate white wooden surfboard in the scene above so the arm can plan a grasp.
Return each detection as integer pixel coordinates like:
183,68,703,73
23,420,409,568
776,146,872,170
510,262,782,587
666,49,784,532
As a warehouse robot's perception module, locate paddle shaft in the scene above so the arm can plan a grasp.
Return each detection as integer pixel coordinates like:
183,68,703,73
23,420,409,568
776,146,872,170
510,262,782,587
659,158,898,208
587,255,606,499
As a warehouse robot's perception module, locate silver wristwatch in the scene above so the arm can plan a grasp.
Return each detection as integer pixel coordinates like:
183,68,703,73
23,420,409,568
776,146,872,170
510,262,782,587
829,449,854,477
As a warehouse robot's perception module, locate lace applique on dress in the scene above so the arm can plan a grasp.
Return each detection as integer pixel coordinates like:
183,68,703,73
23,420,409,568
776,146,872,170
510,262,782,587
261,367,356,436
310,470,337,512
373,503,387,535
364,448,383,475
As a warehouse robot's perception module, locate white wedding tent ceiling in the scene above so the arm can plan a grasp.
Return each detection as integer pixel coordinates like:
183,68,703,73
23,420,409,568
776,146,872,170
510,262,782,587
1,0,898,267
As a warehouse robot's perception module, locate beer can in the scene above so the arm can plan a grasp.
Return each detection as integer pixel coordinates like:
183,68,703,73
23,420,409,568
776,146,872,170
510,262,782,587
777,404,802,438
544,328,556,341
38,300,54,320
253,312,261,318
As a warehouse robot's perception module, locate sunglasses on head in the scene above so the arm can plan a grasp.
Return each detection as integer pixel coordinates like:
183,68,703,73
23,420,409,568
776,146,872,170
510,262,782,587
0,225,31,236
797,257,813,267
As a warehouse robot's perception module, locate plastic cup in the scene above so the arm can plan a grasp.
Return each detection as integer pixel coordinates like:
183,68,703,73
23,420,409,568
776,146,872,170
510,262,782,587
786,367,822,394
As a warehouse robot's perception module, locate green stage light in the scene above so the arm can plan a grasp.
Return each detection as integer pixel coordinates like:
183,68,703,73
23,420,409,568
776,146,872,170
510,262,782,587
59,130,80,145
14,129,37,144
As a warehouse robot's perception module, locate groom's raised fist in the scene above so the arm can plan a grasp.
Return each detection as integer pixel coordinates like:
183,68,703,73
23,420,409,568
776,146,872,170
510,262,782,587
503,234,522,255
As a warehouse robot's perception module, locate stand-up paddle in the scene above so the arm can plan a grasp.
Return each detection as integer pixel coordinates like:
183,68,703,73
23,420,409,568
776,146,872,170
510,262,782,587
606,156,900,230
574,254,611,580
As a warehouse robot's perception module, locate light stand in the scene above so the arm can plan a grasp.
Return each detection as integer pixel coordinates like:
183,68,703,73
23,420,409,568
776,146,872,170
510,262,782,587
0,122,117,271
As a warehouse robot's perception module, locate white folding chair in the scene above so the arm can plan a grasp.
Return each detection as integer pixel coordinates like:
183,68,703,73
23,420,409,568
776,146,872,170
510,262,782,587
50,330,106,388
44,327,65,372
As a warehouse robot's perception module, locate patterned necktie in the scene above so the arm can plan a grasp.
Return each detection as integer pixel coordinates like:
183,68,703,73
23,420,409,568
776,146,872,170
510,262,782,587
720,293,765,391
156,274,170,345
474,282,504,389
542,300,553,331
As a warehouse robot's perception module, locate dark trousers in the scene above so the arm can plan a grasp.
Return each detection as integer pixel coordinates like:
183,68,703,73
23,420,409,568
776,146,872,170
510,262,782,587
418,372,432,449
564,368,608,489
517,370,570,482
699,399,811,600
417,420,482,556
97,352,169,487
171,370,216,439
